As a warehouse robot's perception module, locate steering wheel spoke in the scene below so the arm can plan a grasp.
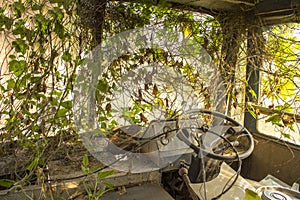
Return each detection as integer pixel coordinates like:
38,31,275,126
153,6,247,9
177,109,254,161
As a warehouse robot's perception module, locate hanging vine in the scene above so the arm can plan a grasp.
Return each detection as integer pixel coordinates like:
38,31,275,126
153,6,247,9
0,0,300,195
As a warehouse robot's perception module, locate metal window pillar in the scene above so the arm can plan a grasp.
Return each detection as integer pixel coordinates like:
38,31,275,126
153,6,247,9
244,23,263,133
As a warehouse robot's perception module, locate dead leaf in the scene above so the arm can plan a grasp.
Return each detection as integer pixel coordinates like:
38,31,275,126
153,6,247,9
152,84,158,96
281,114,295,126
118,186,127,195
140,113,148,123
105,103,112,113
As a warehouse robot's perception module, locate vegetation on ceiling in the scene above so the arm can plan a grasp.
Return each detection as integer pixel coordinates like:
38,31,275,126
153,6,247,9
0,0,299,198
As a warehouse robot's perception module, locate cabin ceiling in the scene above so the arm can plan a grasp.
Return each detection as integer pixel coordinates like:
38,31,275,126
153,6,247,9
168,0,255,11
166,0,300,25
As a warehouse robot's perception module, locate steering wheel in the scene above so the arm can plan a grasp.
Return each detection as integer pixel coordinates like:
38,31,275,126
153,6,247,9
177,109,254,161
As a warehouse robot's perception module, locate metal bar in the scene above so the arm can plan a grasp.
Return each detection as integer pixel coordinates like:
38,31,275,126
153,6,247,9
244,23,263,133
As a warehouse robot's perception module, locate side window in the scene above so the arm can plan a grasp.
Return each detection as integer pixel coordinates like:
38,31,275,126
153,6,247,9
256,24,300,145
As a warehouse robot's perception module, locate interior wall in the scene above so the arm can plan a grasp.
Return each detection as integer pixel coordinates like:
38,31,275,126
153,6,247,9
241,133,300,186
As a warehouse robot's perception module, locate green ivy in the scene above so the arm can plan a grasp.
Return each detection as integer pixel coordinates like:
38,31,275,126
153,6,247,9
0,0,89,190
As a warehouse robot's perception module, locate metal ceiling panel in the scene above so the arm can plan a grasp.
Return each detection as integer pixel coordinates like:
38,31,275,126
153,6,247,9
166,0,300,25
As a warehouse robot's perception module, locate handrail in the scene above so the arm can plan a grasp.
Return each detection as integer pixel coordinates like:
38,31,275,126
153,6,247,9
247,103,300,124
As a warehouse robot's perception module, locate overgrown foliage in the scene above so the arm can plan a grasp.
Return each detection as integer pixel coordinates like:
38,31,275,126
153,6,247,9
257,24,300,142
0,0,300,198
0,0,90,192
0,0,224,193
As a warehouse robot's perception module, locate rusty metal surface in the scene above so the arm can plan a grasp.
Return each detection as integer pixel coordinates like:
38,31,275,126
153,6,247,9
132,0,300,25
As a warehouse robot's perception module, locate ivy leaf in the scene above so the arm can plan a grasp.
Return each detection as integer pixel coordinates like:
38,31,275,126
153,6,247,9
57,108,68,117
27,157,39,171
282,132,291,138
13,1,25,17
249,89,257,100
9,60,19,72
82,154,89,167
7,79,15,90
265,113,283,127
279,80,295,100
245,189,262,200
54,23,64,39
12,19,26,36
0,10,13,30
61,100,72,109
32,4,42,10
97,79,108,93
98,170,114,179
275,103,292,113
62,52,71,62
50,97,58,106
247,105,257,119
9,60,26,77
0,179,14,189
53,7,64,21
81,165,89,175
90,164,104,172
12,38,28,54
102,180,114,190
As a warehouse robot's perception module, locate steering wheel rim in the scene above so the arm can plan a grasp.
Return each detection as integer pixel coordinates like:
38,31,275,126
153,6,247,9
177,109,254,161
